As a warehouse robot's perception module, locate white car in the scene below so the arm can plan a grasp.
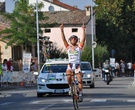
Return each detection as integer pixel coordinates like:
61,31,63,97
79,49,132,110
35,59,95,97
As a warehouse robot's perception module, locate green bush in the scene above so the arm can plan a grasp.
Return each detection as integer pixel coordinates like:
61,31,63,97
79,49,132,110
81,45,109,68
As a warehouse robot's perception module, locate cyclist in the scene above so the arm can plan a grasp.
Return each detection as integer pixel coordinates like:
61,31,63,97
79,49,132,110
60,24,86,102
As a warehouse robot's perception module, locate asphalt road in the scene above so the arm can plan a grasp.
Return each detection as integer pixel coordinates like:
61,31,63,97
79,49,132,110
0,77,135,110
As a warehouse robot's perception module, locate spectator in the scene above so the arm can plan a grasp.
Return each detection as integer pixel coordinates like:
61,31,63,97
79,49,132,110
6,58,13,85
115,61,120,77
120,60,125,77
2,59,8,85
7,58,12,71
127,61,132,77
132,62,135,76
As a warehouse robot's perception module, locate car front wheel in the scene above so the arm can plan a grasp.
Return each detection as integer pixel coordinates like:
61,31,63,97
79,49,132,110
37,93,43,97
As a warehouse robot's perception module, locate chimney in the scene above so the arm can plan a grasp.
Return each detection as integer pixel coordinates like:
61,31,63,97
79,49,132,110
85,6,91,16
73,5,78,8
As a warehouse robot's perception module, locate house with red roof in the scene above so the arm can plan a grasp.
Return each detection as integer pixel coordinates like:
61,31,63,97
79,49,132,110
0,0,96,64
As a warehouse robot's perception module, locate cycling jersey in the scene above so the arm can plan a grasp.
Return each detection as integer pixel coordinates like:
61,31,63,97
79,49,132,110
67,44,82,64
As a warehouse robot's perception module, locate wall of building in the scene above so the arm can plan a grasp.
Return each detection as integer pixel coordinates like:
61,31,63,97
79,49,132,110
29,0,69,12
42,26,84,51
5,0,69,13
0,41,12,62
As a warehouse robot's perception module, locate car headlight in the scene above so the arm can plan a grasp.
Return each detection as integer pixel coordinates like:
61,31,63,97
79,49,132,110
38,78,47,82
87,74,91,78
105,70,109,72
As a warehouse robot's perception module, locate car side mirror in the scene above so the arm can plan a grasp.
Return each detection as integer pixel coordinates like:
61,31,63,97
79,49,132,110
33,72,39,76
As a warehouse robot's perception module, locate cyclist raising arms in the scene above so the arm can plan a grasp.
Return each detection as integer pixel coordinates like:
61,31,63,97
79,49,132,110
60,24,86,102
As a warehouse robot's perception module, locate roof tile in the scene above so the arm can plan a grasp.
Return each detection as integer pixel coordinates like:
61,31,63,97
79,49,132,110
44,0,80,10
41,10,90,25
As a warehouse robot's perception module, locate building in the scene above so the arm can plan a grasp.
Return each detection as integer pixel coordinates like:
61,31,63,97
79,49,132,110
0,0,96,63
2,0,79,13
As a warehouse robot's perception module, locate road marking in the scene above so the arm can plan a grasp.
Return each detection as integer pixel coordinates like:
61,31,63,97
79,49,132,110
90,99,107,102
63,99,72,102
1,102,15,105
39,104,55,110
0,94,11,97
30,100,43,104
126,100,135,102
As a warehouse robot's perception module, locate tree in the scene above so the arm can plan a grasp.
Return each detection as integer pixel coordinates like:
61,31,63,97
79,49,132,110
0,0,47,51
94,0,135,61
81,45,109,68
49,43,68,59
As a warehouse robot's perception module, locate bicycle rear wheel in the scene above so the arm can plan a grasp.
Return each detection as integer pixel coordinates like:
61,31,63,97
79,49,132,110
71,83,79,110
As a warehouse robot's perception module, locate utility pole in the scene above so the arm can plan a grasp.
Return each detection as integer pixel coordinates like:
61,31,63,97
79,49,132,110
36,0,40,71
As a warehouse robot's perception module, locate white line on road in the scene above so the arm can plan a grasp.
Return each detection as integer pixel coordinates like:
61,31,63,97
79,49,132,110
1,102,15,105
126,100,135,102
90,99,107,102
63,99,72,102
0,94,11,97
39,104,55,110
30,100,43,104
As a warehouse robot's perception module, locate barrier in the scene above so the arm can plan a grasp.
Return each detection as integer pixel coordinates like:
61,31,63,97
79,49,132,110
0,71,36,86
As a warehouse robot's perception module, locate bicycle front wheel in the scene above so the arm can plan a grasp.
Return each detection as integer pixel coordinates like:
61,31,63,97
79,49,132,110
71,84,79,110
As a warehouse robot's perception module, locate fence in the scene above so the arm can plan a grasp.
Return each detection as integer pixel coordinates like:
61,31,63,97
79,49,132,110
0,71,36,87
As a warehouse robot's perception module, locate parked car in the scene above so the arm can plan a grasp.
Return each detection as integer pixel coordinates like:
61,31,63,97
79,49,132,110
34,59,95,97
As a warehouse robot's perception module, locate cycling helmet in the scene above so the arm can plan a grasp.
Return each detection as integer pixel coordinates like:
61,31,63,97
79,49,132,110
69,35,78,42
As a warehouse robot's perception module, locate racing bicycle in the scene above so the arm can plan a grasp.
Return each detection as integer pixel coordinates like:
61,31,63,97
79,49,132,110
70,64,80,110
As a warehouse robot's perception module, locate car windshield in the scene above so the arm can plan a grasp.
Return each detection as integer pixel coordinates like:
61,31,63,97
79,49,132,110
81,63,91,70
41,64,67,73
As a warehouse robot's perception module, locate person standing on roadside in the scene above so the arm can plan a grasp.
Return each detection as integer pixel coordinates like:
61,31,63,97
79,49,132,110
120,60,125,77
132,62,135,76
6,58,13,85
127,61,132,77
7,58,12,71
2,59,8,86
115,61,120,77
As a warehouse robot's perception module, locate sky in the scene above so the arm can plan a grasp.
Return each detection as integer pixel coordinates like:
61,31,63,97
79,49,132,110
60,0,95,10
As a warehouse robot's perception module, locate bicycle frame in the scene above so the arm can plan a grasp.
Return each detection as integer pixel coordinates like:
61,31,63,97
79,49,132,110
71,70,79,110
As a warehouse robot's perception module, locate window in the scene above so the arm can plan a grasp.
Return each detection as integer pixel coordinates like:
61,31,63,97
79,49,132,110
72,28,78,32
81,63,91,70
41,64,67,73
45,29,51,33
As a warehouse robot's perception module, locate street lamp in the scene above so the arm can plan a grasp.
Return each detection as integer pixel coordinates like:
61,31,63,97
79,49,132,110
36,0,40,71
90,0,97,69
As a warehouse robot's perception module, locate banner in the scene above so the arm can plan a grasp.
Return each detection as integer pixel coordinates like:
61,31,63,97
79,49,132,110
110,58,115,67
23,53,31,73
